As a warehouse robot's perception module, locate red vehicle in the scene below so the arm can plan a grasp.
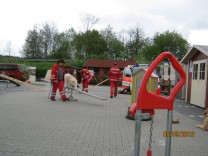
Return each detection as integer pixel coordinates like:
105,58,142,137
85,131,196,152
0,64,29,86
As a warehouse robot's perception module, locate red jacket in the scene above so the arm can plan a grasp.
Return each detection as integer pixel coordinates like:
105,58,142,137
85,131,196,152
51,64,65,82
108,65,121,82
81,69,92,81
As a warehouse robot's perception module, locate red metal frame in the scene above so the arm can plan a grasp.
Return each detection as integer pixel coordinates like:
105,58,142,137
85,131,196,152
136,52,186,110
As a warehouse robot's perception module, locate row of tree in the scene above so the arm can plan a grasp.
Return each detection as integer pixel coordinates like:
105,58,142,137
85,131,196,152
22,14,190,61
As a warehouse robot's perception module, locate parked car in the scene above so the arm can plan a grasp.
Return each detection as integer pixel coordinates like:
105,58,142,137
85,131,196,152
0,64,29,86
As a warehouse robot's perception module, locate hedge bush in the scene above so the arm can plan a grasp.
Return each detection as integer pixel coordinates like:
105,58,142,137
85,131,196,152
19,60,84,80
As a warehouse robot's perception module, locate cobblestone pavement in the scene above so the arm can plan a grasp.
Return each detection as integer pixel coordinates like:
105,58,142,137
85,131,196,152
174,99,205,123
0,83,208,156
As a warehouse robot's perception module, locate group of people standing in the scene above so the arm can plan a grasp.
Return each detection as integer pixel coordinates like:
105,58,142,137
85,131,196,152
50,59,121,101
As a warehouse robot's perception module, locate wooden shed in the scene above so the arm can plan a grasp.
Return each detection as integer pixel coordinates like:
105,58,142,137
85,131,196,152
181,45,208,108
64,65,82,83
83,59,136,83
131,68,158,105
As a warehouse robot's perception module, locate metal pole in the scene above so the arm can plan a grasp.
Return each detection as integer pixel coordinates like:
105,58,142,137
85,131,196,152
48,83,52,99
165,110,173,156
73,88,107,100
134,110,142,156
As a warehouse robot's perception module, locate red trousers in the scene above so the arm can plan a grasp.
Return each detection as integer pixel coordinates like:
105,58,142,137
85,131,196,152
110,81,118,97
82,78,91,92
51,81,67,100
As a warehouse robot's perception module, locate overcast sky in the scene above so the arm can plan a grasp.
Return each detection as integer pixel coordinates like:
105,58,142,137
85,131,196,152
0,0,208,56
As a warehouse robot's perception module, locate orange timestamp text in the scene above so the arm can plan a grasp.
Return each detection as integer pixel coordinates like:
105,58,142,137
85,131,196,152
163,131,195,137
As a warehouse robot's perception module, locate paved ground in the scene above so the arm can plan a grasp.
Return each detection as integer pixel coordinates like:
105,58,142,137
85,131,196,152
0,82,208,156
174,99,205,124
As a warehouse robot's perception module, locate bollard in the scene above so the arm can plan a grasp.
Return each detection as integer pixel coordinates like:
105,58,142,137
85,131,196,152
134,110,142,156
133,52,186,156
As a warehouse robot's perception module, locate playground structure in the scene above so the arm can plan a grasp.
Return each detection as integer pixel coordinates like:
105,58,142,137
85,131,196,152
126,65,159,120
130,68,158,104
133,52,186,156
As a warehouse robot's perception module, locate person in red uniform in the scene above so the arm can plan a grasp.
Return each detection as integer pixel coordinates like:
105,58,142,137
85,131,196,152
80,68,92,92
108,63,121,98
50,59,68,101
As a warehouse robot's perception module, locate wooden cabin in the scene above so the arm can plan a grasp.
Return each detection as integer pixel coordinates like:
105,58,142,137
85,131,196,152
181,45,208,108
83,59,136,83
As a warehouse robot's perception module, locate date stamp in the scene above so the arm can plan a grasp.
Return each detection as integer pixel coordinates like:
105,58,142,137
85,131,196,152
163,131,195,137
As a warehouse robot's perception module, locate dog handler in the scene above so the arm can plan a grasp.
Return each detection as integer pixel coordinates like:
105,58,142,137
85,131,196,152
50,59,68,101
80,68,92,92
108,63,121,98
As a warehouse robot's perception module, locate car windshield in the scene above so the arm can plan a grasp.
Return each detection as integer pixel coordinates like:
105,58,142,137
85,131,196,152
0,65,18,70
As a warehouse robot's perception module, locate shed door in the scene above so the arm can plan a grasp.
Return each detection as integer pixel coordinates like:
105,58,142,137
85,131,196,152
190,60,207,108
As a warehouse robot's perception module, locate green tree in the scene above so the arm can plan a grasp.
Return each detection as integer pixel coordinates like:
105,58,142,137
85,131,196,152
109,38,125,60
125,24,145,60
140,38,160,61
73,30,106,60
39,22,58,58
78,14,100,59
23,22,58,59
100,25,125,60
142,30,190,61
50,32,70,58
50,28,77,59
22,25,43,58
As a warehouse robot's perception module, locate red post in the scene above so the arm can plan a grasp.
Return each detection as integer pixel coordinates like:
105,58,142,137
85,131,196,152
136,52,186,110
147,149,152,156
133,52,186,156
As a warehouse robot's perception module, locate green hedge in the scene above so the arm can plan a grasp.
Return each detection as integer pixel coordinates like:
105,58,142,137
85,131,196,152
17,60,84,80
22,62,54,79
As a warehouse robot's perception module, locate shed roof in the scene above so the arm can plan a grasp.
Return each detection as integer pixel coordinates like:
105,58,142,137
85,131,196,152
133,68,158,78
83,59,136,68
64,65,80,69
181,45,208,63
143,69,158,78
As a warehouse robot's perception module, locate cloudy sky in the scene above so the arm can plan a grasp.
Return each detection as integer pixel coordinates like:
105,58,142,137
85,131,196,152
0,0,208,56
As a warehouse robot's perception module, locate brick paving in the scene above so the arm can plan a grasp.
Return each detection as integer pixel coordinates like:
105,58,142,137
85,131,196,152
0,83,208,156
